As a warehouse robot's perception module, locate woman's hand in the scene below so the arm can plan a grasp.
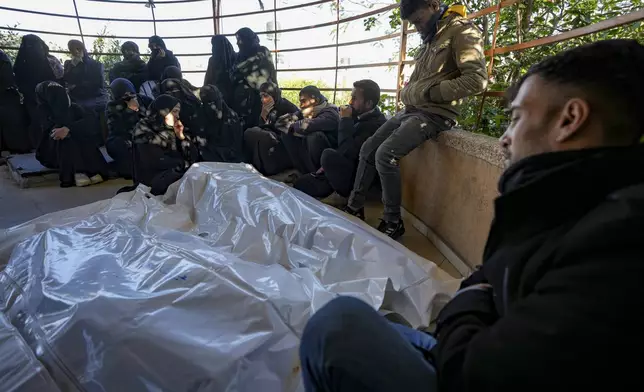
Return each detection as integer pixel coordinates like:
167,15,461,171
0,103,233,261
51,127,70,140
174,120,185,140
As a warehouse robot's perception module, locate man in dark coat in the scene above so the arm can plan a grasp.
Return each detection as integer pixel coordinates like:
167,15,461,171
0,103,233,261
279,86,340,175
244,82,299,175
147,36,181,82
109,41,148,91
299,39,644,392
294,80,386,202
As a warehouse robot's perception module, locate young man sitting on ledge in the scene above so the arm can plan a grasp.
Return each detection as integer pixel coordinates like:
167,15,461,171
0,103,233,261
344,0,488,239
299,39,644,392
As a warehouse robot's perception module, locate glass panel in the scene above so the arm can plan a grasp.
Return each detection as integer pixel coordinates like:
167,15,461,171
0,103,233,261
154,19,214,39
219,14,274,35
75,0,151,20
3,9,80,35
337,39,400,67
2,0,76,14
336,65,398,91
174,54,211,74
278,47,336,69
158,37,212,61
338,9,397,43
276,2,336,30
276,25,336,51
80,19,155,40
338,0,397,18
153,1,214,21
182,71,206,88
277,0,325,8
220,0,275,16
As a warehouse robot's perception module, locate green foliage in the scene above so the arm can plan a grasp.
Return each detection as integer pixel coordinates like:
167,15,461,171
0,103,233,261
378,94,398,117
0,26,21,61
361,0,644,137
279,78,331,105
91,27,122,84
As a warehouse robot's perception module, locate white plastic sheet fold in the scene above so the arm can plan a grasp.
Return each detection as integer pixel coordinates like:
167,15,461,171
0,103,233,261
0,163,458,391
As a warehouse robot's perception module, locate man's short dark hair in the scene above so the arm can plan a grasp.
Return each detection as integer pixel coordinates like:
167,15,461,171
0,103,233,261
400,0,434,20
514,39,644,144
353,80,381,107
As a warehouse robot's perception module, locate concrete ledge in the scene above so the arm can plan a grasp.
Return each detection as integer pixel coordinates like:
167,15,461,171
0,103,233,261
401,130,504,269
438,129,505,168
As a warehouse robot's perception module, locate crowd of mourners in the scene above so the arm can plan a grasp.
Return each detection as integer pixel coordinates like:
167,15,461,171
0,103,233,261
2,0,644,391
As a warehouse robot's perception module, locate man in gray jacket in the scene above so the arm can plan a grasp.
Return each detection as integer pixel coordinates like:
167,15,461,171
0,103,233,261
344,0,487,239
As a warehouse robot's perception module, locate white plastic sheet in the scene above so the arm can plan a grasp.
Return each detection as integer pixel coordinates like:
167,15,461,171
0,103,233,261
0,163,459,391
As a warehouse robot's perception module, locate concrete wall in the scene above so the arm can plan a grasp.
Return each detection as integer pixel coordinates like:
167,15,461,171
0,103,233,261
401,130,504,270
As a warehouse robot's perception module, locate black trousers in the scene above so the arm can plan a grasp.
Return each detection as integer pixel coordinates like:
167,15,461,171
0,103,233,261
0,101,32,153
282,132,332,174
106,137,133,179
293,148,355,199
244,127,293,175
149,168,185,196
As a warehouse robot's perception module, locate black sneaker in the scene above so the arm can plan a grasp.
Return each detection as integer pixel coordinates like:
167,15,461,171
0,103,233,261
377,220,406,240
342,206,365,221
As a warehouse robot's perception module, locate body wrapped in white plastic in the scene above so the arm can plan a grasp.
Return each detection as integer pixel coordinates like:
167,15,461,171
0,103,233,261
0,163,458,391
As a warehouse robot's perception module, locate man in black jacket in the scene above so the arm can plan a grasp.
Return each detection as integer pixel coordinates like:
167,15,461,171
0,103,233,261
299,39,644,392
294,80,386,203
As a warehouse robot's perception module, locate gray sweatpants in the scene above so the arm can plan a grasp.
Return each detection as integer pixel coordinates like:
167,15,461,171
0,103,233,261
347,111,454,222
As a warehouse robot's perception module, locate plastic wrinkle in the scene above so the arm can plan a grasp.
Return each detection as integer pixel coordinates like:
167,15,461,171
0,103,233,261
0,162,459,391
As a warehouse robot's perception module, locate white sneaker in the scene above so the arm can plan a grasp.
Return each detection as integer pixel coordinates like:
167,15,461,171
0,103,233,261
89,174,104,185
75,173,91,187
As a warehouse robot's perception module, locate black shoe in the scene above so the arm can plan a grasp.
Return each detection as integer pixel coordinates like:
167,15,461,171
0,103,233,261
342,206,365,221
60,181,75,188
377,220,405,240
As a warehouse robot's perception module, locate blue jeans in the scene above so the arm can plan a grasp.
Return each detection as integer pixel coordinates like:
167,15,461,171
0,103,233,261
300,296,438,392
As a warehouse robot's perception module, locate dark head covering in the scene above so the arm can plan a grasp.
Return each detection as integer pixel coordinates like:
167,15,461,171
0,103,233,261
67,39,89,58
0,50,16,90
299,85,327,103
162,66,182,81
110,78,136,100
35,81,72,126
149,94,179,124
148,36,167,50
235,28,261,62
159,78,199,106
259,81,282,102
201,85,231,118
200,84,243,162
121,41,140,54
14,35,56,98
210,35,236,77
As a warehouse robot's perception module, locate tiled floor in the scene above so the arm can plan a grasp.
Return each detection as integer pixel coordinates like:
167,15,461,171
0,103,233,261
0,165,460,278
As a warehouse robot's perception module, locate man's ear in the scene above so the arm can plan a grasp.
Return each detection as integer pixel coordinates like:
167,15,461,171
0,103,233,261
554,98,590,143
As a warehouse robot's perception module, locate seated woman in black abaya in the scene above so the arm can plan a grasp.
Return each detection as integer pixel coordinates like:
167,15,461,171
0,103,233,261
13,35,62,147
106,78,153,179
35,81,108,188
158,78,204,143
109,41,148,91
244,82,299,175
200,84,244,163
133,94,199,196
232,28,277,129
0,50,31,154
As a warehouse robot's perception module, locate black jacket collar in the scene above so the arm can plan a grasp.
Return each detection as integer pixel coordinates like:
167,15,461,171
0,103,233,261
493,145,644,237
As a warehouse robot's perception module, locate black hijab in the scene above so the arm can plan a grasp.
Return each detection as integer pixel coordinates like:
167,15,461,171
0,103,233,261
147,36,180,82
35,81,72,127
14,35,56,100
0,50,16,91
204,35,237,105
121,41,141,60
235,28,261,62
159,78,199,109
200,84,243,162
